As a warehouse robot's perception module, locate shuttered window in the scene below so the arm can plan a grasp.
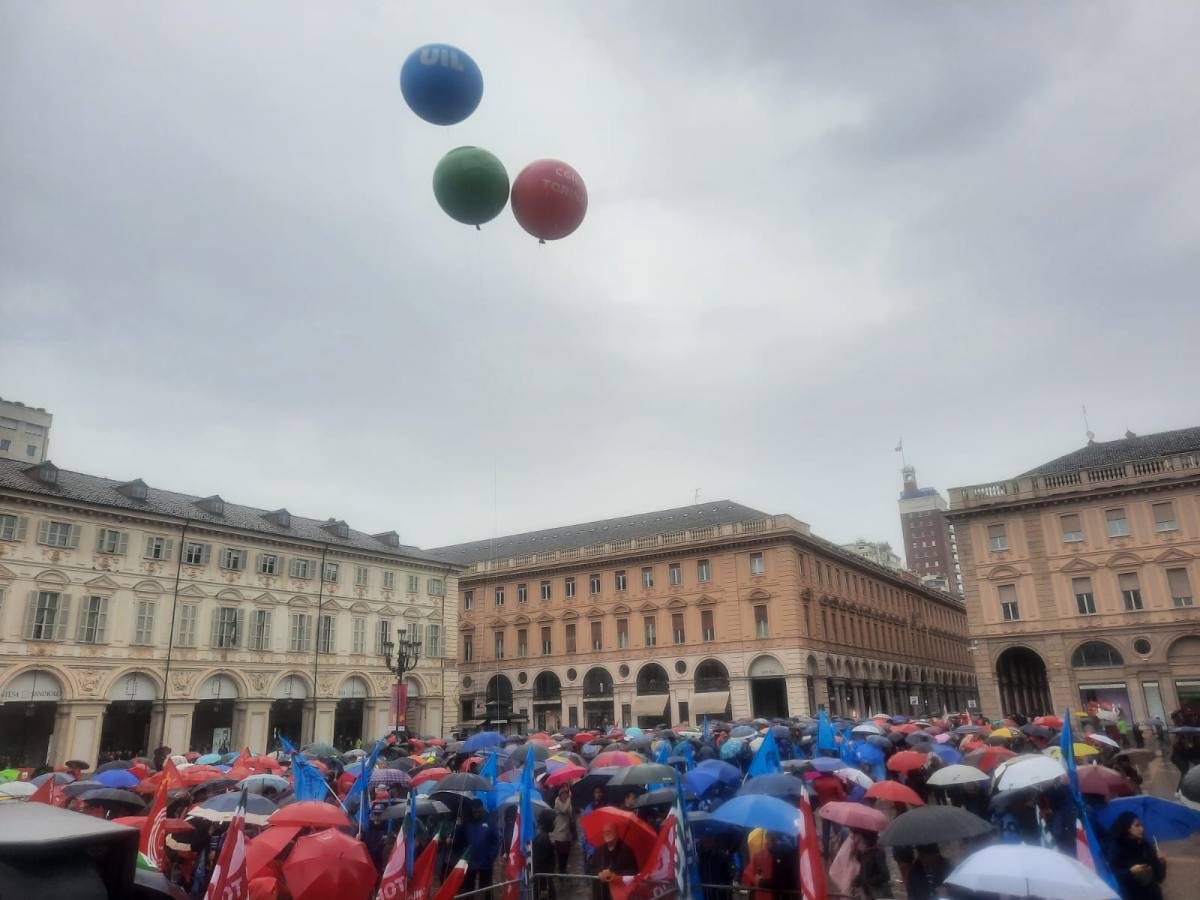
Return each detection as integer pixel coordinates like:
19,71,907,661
211,607,243,648
1072,577,1097,615
220,548,245,570
352,617,366,654
701,609,715,642
37,520,79,548
133,600,156,645
1168,568,1194,607
257,553,282,576
426,624,441,657
318,615,336,653
355,566,369,587
672,612,685,644
382,571,395,591
77,596,109,643
375,619,391,655
290,557,312,578
96,529,128,555
249,610,272,651
1118,572,1143,611
176,604,199,647
289,613,313,652
24,591,70,641
1153,502,1178,532
184,542,211,566
998,584,1020,621
1060,514,1083,543
144,536,174,561
0,514,29,542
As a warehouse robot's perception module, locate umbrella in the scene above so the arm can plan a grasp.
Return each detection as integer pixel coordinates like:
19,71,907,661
195,754,222,765
190,791,276,825
410,767,452,787
436,772,493,793
61,779,107,798
833,768,874,789
737,774,807,800
237,774,290,794
953,725,982,735
431,790,483,814
1077,765,1135,799
1020,724,1053,740
511,742,552,762
1096,795,1200,841
811,757,844,773
0,781,38,800
819,801,889,832
79,788,146,809
95,759,136,773
965,747,1017,772
905,733,934,748
633,787,690,809
190,777,237,796
489,792,552,829
1043,743,1100,760
880,805,993,847
685,760,741,795
927,765,990,788
865,781,924,806
1084,732,1120,749
730,725,756,738
993,756,1066,793
710,795,802,836
368,768,412,787
571,767,621,805
268,800,353,829
1033,715,1064,729
282,827,376,900
864,735,892,750
929,745,964,765
462,731,505,753
591,750,643,769
247,824,304,879
1181,766,1200,804
30,771,74,786
580,807,658,866
719,738,746,761
546,764,588,788
301,742,339,757
989,727,1017,740
607,764,677,788
886,751,928,773
688,810,742,839
379,798,451,820
1114,748,1156,767
945,843,1117,899
851,723,883,736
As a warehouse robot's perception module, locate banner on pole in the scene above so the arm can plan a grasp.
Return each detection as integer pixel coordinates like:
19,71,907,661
390,682,408,726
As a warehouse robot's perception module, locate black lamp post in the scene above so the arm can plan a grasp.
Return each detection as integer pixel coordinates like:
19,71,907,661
380,627,422,735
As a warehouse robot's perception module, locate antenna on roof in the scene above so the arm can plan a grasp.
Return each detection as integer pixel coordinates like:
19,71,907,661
693,488,701,505
1082,405,1095,445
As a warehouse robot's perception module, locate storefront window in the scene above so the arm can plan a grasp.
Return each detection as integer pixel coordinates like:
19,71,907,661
1078,682,1133,742
1141,681,1165,723
1176,681,1200,722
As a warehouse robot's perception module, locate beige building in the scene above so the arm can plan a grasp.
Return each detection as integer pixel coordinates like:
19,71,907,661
0,397,52,463
947,427,1200,723
434,501,976,733
0,458,461,767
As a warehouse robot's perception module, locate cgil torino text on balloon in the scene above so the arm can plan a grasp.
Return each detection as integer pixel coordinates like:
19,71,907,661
542,179,585,202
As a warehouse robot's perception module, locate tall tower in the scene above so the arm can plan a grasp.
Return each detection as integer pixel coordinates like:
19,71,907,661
898,465,961,593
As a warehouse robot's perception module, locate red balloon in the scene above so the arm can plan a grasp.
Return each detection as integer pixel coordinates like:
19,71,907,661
511,159,588,241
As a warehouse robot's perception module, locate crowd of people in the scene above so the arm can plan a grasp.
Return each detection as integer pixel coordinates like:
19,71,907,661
3,707,1200,900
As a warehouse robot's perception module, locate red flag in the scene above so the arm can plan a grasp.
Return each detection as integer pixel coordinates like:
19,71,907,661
1075,818,1095,870
28,776,62,806
406,839,440,900
374,825,409,900
434,851,470,900
501,805,524,900
797,792,828,900
140,759,179,869
609,813,678,900
204,791,249,900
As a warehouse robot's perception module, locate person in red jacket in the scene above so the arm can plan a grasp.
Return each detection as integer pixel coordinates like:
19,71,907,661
811,770,847,858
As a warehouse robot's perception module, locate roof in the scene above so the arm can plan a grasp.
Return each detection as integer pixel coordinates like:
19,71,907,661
0,800,138,847
430,500,770,565
1018,426,1200,477
0,458,457,566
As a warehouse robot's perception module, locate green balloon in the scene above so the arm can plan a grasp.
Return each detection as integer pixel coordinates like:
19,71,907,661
432,146,510,226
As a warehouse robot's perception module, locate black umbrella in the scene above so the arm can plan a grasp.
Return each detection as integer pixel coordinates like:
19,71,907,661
430,790,483,815
79,788,146,809
95,759,136,773
782,759,812,774
737,774,807,800
510,742,552,762
879,805,993,847
906,733,934,748
190,777,237,796
632,787,696,809
488,793,552,828
866,735,892,750
134,866,189,900
606,764,677,788
437,773,493,793
1181,766,1200,803
380,798,451,820
572,767,621,805
62,780,106,798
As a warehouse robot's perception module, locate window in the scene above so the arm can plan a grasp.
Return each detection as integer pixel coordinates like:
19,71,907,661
1073,577,1097,615
617,618,629,649
0,514,28,542
352,617,366,654
1071,641,1124,667
95,528,127,555
133,599,156,645
0,438,7,450
145,536,174,561
26,444,36,458
464,590,473,611
669,563,682,586
641,567,654,588
1060,514,1083,543
1119,572,1143,611
318,615,336,653
998,584,1020,621
701,609,715,642
754,604,769,638
566,623,577,653
1152,502,1178,532
495,586,505,606
322,562,339,582
250,610,272,651
517,628,528,657
591,620,602,651
289,613,312,652
750,552,765,576
426,623,441,657
644,615,657,647
220,548,245,571
212,607,241,648
541,626,552,655
38,520,78,548
615,571,627,592
589,574,601,594
494,632,505,659
354,566,369,587
1168,568,1194,607
408,574,420,593
697,559,711,582
177,604,198,647
672,612,685,644
540,580,552,600
25,591,67,640
517,584,528,603
257,553,281,576
290,557,312,579
428,578,445,597
383,571,395,591
376,620,391,655
463,633,473,662
1105,508,1130,537
186,542,211,566
565,577,576,598
77,596,109,643
987,524,1008,551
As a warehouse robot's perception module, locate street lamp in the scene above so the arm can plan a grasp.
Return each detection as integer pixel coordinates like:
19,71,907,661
380,627,422,736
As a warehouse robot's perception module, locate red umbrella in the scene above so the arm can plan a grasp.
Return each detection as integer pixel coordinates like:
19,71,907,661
410,767,452,787
282,828,376,900
529,732,556,745
247,824,303,878
546,764,587,788
886,751,929,773
964,747,1016,773
591,751,643,769
1077,765,1135,799
1033,715,1063,729
268,801,352,830
865,781,925,806
579,807,657,866
458,756,483,773
819,801,890,832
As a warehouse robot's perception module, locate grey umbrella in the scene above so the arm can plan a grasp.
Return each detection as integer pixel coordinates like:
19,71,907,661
79,788,146,809
436,773,492,793
380,798,451,820
606,764,678,787
880,805,994,847
62,780,106,798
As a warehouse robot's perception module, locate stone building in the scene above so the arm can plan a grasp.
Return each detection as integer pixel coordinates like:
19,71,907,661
0,458,461,767
433,501,976,733
899,465,962,593
0,397,52,463
948,427,1200,723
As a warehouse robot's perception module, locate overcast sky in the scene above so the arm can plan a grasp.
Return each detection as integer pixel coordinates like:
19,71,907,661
3,2,1198,556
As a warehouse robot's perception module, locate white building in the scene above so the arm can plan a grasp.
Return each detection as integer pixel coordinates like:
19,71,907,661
0,398,52,463
840,539,904,571
0,458,461,767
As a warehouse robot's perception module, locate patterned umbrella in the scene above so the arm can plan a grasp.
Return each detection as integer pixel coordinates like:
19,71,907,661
368,768,412,787
590,750,643,769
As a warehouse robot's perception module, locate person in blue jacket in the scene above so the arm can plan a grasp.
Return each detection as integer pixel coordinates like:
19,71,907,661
450,800,500,899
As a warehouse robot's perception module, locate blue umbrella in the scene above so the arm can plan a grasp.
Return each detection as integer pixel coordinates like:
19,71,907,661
720,738,745,760
625,727,645,739
463,731,505,753
196,753,222,765
811,757,843,773
1096,795,1200,842
685,760,742,796
688,810,741,839
930,745,964,765
730,725,756,738
343,761,364,777
737,773,807,800
94,769,139,788
710,795,802,835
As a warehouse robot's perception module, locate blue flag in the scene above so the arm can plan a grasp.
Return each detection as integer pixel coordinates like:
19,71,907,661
478,751,500,811
682,740,696,773
656,740,672,765
672,770,703,899
404,784,418,878
702,716,711,742
747,729,782,776
351,740,384,832
817,709,837,752
839,724,855,763
1061,710,1121,893
278,734,297,755
291,752,327,801
518,743,536,849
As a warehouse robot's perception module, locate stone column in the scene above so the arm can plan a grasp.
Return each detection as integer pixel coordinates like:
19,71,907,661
311,699,338,744
364,699,392,739
785,674,807,718
50,701,108,767
155,700,195,754
729,675,752,720
238,699,274,753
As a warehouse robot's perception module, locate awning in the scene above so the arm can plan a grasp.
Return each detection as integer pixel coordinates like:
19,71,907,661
632,694,670,717
691,691,730,715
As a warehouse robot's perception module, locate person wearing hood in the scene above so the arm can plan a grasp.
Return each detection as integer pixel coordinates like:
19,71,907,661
1108,812,1166,900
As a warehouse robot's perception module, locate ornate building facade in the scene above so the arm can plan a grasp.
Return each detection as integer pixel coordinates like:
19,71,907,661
434,501,976,733
948,427,1200,723
0,458,461,767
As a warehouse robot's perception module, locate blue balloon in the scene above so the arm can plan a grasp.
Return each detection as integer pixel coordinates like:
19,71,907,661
400,44,483,125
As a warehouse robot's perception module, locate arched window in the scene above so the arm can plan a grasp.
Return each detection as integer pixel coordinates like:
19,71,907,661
694,660,729,693
485,675,513,717
582,667,613,697
636,663,670,695
1071,642,1124,668
533,671,562,701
